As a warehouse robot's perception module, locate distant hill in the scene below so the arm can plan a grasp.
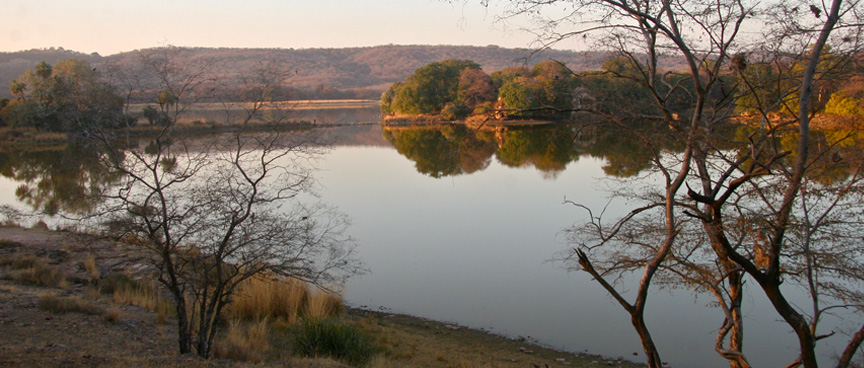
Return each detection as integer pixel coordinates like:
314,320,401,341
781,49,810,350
0,48,102,98
0,45,685,99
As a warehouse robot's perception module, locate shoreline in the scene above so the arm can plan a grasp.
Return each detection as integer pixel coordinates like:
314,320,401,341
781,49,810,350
0,225,646,367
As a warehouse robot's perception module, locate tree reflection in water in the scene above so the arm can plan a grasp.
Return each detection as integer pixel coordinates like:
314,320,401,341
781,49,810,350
0,143,121,215
382,121,673,180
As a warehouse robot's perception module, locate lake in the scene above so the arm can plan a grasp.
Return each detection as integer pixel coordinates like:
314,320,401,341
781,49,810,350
0,112,855,368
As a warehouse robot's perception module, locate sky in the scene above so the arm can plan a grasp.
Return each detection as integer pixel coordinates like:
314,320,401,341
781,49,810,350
0,0,580,55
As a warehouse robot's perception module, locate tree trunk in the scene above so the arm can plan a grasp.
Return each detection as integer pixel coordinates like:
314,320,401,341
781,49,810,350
174,292,192,354
632,314,663,368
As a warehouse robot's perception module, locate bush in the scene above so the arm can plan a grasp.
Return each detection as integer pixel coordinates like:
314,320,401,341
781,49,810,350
293,318,376,367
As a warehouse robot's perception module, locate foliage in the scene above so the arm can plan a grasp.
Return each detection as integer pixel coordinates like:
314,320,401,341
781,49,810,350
382,59,481,116
824,91,863,117
496,60,578,119
457,68,496,109
1,59,124,132
292,318,376,367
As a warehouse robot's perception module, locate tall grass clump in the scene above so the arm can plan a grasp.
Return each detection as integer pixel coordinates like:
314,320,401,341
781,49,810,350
227,274,344,323
293,318,376,367
82,255,100,281
213,319,271,362
228,275,308,322
6,255,68,288
103,273,173,322
39,294,103,315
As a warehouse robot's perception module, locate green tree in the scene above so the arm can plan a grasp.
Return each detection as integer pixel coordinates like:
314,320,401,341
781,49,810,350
383,59,481,115
1,59,124,132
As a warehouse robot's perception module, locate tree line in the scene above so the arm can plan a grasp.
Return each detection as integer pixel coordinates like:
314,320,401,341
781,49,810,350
382,52,864,125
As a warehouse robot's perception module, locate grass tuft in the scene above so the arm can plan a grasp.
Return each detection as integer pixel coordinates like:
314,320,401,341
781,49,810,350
103,307,124,324
9,256,68,288
104,273,174,323
292,318,376,367
39,294,104,315
82,255,100,281
213,319,271,362
3,255,40,269
227,274,343,323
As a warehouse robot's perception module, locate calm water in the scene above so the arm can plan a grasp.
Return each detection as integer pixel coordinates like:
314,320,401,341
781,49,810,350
0,118,853,367
317,125,809,368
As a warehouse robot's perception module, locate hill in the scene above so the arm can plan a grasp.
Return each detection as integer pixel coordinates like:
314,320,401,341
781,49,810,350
0,45,684,99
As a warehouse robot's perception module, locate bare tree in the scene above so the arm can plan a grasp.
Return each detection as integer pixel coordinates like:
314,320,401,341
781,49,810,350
90,57,362,358
476,0,864,367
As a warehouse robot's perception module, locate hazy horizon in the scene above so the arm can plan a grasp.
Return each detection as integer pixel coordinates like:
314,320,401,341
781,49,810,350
1,0,587,56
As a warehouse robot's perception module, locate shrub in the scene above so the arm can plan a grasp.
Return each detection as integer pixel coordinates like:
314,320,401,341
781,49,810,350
293,318,376,367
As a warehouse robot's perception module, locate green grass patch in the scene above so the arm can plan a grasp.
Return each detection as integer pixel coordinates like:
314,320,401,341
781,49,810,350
292,318,376,367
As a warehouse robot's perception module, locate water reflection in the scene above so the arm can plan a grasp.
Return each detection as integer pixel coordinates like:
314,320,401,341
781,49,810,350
382,121,676,179
382,124,497,177
2,119,864,368
0,144,119,215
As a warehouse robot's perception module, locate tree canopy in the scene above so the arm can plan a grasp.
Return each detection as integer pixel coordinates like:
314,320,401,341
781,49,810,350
0,59,124,132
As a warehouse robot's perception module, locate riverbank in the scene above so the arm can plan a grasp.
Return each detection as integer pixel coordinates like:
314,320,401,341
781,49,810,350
0,225,645,368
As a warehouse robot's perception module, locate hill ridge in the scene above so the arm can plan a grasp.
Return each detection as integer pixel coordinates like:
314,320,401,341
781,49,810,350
0,45,681,99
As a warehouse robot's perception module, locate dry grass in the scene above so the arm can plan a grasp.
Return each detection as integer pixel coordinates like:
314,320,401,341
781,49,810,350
107,275,174,323
39,294,104,315
308,290,345,318
227,275,343,323
4,255,69,288
103,307,124,324
0,127,68,143
227,275,308,322
213,319,271,363
83,254,100,281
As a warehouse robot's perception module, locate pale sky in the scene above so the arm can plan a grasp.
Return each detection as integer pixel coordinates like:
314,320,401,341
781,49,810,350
0,0,582,55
